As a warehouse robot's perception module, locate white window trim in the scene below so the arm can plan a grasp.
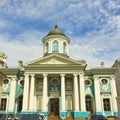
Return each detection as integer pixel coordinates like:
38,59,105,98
1,95,8,112
101,94,113,116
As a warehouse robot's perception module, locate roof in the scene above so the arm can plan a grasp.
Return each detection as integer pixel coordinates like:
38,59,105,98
24,53,87,69
42,25,70,43
47,25,66,36
112,58,120,67
85,67,115,75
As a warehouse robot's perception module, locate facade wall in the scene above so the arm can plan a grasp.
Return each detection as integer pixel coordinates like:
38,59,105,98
0,71,118,119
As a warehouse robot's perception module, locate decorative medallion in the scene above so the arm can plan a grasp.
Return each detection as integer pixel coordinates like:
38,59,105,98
101,79,108,85
84,79,92,86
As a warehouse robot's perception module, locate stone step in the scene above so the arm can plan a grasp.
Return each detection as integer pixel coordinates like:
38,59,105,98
48,116,60,120
64,116,73,120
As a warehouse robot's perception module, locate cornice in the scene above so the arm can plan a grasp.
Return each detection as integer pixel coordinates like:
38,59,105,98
42,35,70,43
85,67,115,74
24,64,85,69
24,53,87,68
112,59,120,67
0,68,19,75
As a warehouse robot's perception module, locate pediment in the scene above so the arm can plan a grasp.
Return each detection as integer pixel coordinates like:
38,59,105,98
25,54,86,67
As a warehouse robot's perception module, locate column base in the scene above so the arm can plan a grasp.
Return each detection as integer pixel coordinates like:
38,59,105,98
114,112,119,117
8,112,15,114
95,112,102,115
60,111,67,118
21,111,38,114
71,111,90,118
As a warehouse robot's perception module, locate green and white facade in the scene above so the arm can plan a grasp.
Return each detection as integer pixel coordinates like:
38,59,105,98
0,26,119,119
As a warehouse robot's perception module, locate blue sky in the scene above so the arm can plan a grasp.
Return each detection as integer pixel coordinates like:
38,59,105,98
0,0,120,68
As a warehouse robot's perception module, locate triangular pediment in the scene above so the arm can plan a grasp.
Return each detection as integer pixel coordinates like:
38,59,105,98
24,54,86,67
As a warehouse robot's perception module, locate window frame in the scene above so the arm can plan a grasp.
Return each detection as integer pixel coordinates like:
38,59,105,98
0,98,7,111
103,98,111,111
52,40,59,52
85,95,93,111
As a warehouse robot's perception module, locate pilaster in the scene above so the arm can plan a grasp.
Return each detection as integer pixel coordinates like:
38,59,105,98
74,73,79,111
22,74,30,112
110,77,118,113
79,73,86,111
61,73,66,111
8,77,17,112
29,74,35,111
94,76,102,113
42,73,48,112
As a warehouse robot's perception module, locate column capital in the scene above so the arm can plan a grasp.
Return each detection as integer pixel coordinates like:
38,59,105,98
11,76,17,81
24,73,30,77
30,74,35,78
60,73,65,77
93,75,98,80
79,72,84,77
110,76,115,80
73,73,78,77
43,73,48,77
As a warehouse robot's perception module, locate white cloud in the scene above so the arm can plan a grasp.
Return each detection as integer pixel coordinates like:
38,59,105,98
0,0,120,69
0,30,44,67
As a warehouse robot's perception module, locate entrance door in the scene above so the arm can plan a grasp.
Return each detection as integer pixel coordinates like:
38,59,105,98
50,98,59,116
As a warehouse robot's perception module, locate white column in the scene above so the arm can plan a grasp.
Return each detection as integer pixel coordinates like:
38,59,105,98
29,74,35,111
79,73,86,111
22,74,30,111
42,73,48,111
8,77,17,112
94,76,102,112
110,77,118,112
74,73,79,111
61,74,66,111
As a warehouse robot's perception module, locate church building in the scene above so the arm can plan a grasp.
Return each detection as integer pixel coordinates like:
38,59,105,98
0,25,119,119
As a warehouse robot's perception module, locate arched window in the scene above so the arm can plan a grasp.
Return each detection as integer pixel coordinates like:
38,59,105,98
46,42,49,53
18,95,23,112
85,96,92,111
53,41,58,52
63,42,67,53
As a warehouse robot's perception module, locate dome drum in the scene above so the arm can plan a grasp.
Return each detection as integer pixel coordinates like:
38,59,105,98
42,25,70,56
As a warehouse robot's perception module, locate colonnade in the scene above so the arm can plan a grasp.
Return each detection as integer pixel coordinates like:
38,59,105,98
21,73,86,113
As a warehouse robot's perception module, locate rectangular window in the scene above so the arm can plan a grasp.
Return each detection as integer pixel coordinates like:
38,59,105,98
103,98,111,111
0,98,7,111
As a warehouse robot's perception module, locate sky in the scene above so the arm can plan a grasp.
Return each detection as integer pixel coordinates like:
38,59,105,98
0,0,120,69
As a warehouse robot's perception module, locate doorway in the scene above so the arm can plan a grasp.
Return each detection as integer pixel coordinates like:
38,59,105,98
18,95,23,112
49,98,59,116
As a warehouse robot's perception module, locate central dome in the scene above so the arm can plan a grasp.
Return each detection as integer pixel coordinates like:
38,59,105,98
42,25,70,57
47,25,66,37
42,25,70,43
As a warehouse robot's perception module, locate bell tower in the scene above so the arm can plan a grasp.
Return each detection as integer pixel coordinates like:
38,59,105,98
42,25,70,57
